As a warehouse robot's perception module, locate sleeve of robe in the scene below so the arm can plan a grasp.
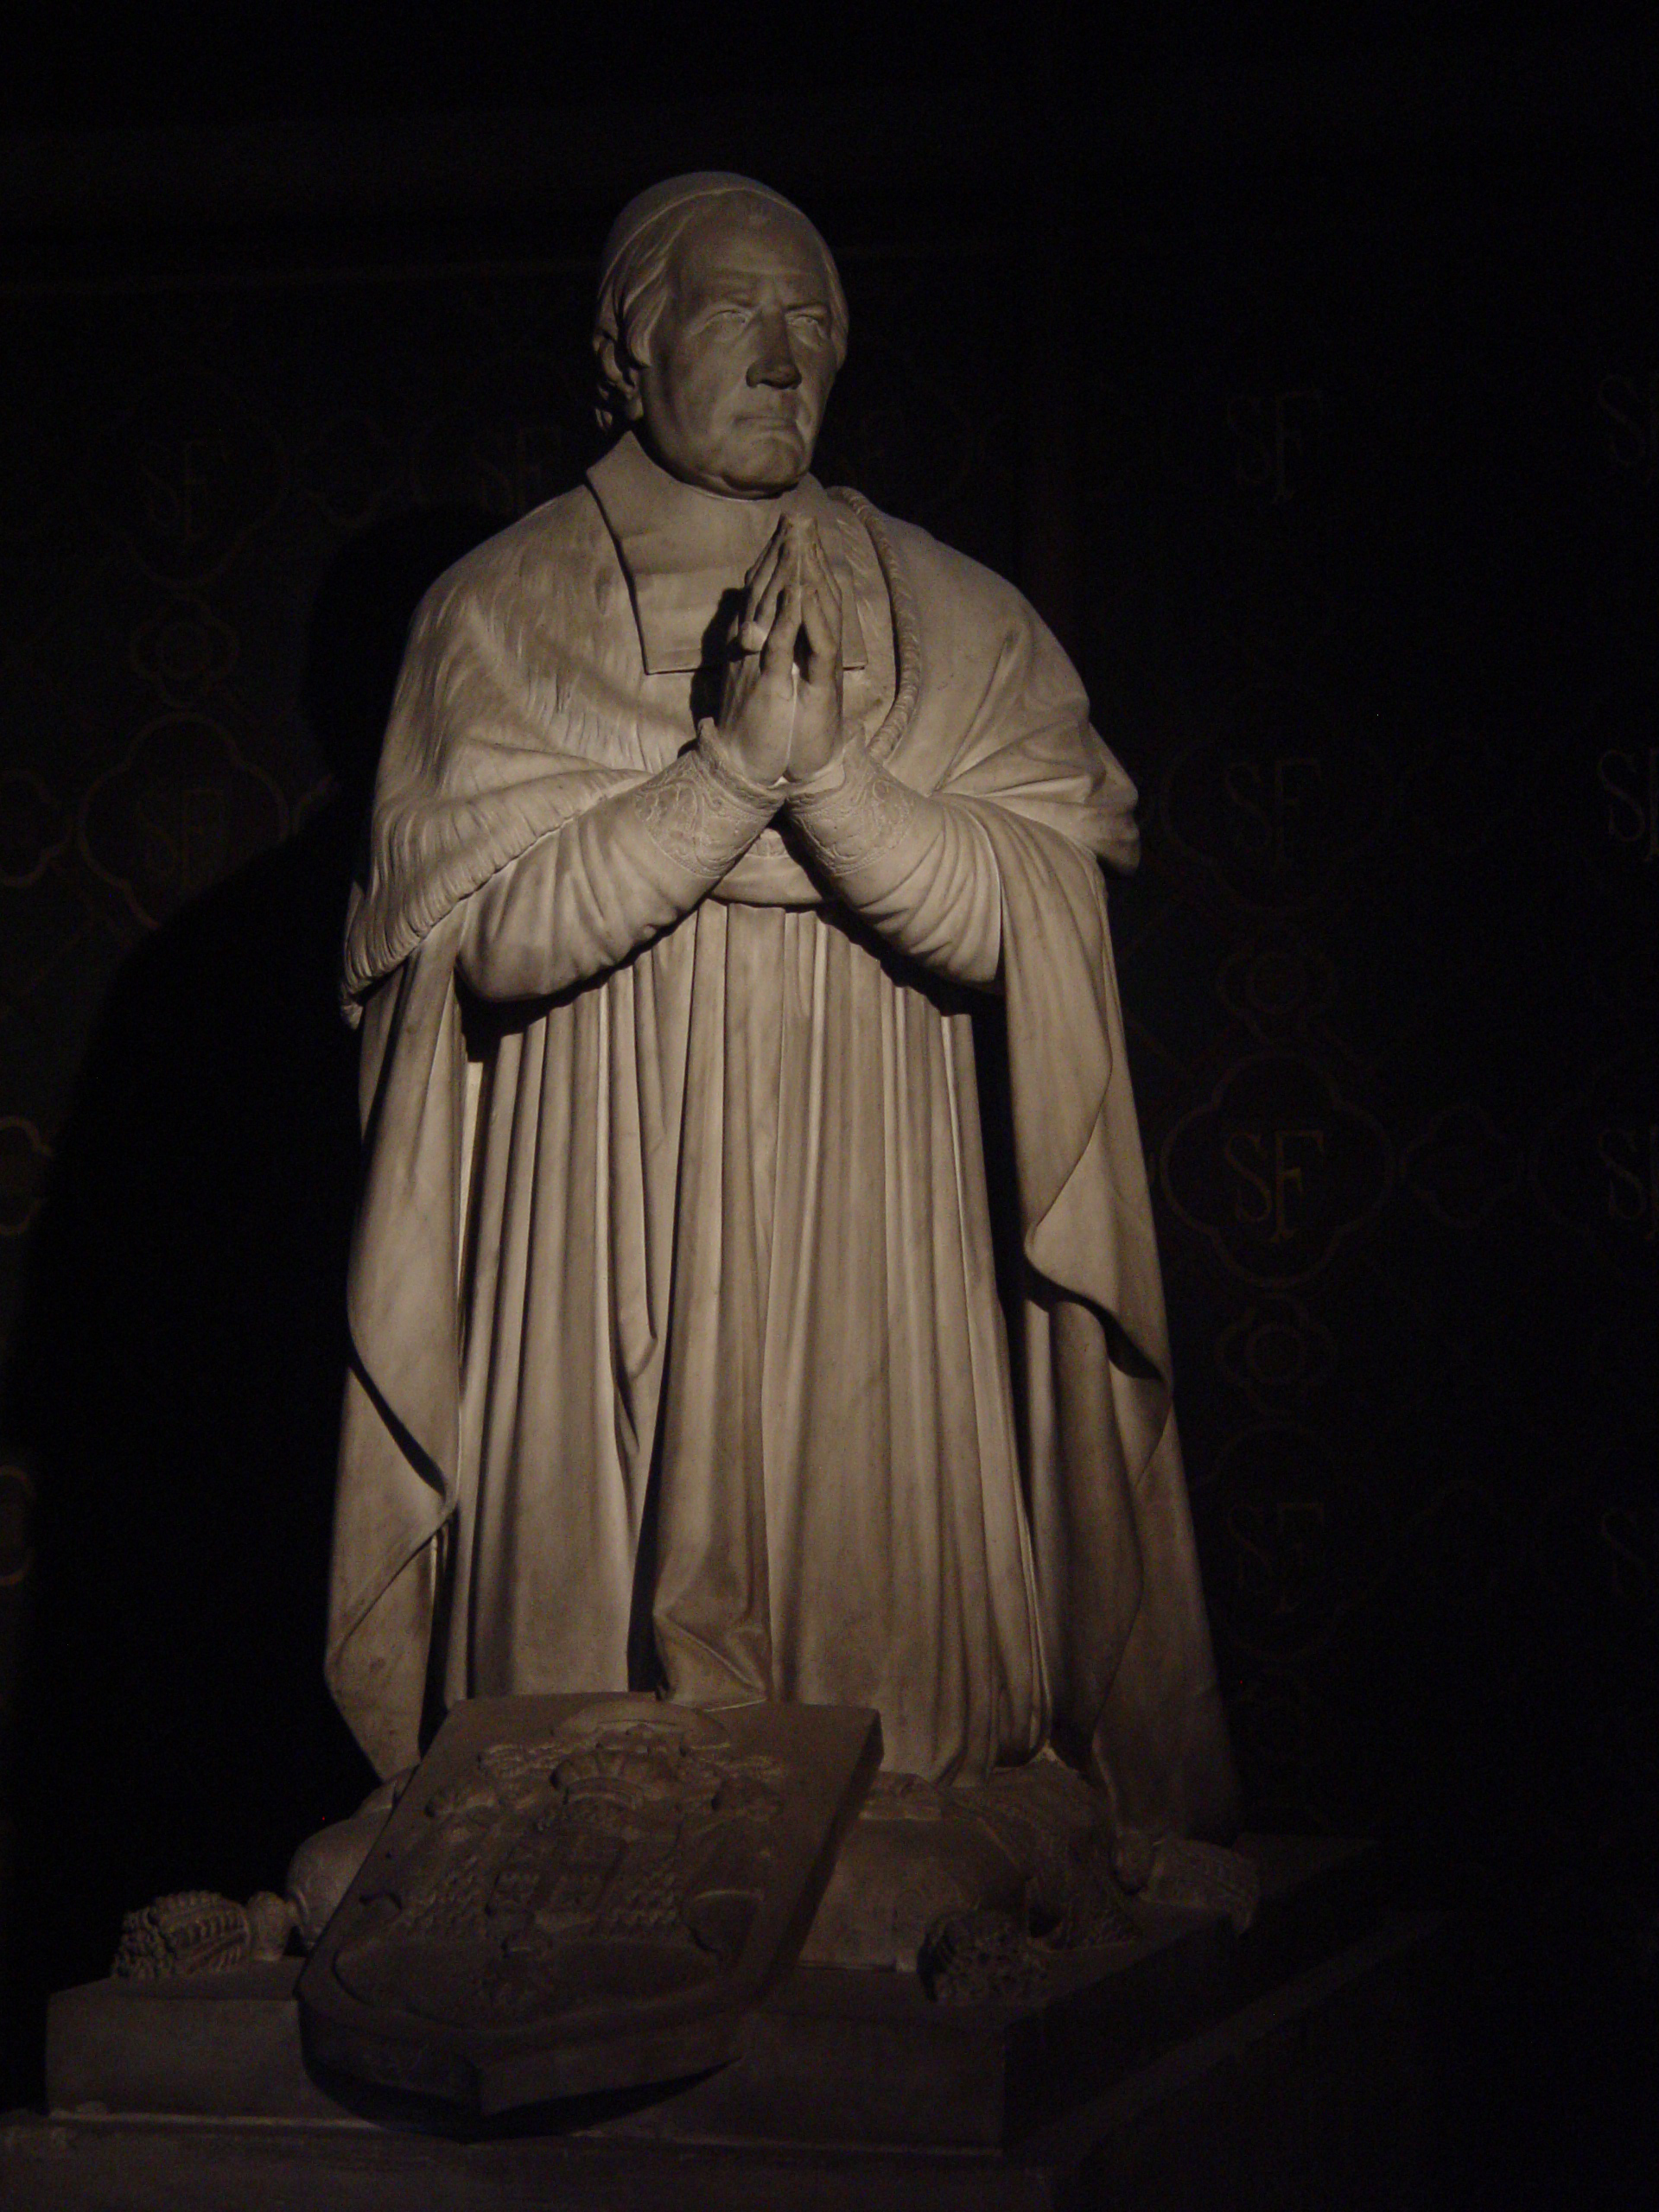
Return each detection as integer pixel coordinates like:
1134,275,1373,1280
785,742,1003,987
792,543,1238,1846
454,742,782,1001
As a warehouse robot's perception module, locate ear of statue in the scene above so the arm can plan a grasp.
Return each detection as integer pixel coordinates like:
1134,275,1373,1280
593,329,644,430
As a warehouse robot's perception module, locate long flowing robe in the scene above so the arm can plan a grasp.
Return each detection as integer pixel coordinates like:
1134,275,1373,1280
329,431,1236,1847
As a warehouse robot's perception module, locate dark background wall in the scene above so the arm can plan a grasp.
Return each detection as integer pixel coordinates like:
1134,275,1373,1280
0,8,1653,2192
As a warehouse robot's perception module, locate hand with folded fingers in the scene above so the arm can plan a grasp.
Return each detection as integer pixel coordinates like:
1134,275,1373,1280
709,512,845,787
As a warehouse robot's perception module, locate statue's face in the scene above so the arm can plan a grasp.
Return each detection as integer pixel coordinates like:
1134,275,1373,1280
631,203,839,499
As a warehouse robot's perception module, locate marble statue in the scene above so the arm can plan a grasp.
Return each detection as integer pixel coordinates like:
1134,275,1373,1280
327,173,1239,1907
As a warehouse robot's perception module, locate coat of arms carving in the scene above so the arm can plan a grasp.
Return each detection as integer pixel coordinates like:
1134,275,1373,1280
299,1694,880,2109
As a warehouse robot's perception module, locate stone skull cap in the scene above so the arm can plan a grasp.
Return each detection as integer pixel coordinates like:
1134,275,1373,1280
598,171,833,302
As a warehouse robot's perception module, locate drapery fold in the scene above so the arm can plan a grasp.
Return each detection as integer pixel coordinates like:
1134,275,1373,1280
328,459,1236,1841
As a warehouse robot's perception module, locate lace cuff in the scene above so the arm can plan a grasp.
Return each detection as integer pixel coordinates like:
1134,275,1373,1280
629,741,780,880
785,741,923,878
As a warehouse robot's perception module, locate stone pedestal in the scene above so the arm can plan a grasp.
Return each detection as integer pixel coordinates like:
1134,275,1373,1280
7,1839,1451,2209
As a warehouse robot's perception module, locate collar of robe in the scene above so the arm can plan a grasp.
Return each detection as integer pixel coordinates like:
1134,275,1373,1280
586,429,870,676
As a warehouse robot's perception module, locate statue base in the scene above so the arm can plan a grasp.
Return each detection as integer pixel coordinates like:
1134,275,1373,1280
16,1837,1452,2205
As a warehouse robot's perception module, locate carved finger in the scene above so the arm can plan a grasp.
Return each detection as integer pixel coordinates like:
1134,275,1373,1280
760,582,804,677
740,537,786,653
742,519,790,596
802,537,845,652
757,537,810,648
798,576,841,680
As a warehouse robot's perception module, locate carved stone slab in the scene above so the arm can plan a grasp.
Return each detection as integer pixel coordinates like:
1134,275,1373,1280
297,1694,880,2111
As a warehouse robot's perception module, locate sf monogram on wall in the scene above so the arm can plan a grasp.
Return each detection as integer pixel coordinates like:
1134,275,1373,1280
1598,741,1659,862
1533,1054,1659,1282
78,716,289,931
1227,387,1325,506
1161,681,1392,912
1162,1052,1393,1287
85,367,290,591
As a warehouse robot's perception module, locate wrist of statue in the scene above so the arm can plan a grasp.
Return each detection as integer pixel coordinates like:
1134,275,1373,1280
631,733,780,882
783,741,859,804
785,740,922,874
787,739,889,827
692,721,788,817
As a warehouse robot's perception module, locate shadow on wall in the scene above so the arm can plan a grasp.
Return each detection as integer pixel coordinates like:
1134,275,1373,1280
0,505,501,2101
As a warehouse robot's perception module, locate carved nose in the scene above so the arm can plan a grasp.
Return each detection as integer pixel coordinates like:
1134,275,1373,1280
747,319,802,390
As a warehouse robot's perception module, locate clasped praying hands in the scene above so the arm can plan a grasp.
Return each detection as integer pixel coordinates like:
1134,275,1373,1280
709,511,846,787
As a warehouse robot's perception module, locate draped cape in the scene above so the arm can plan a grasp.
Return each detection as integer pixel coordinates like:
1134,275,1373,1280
330,464,1236,1847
